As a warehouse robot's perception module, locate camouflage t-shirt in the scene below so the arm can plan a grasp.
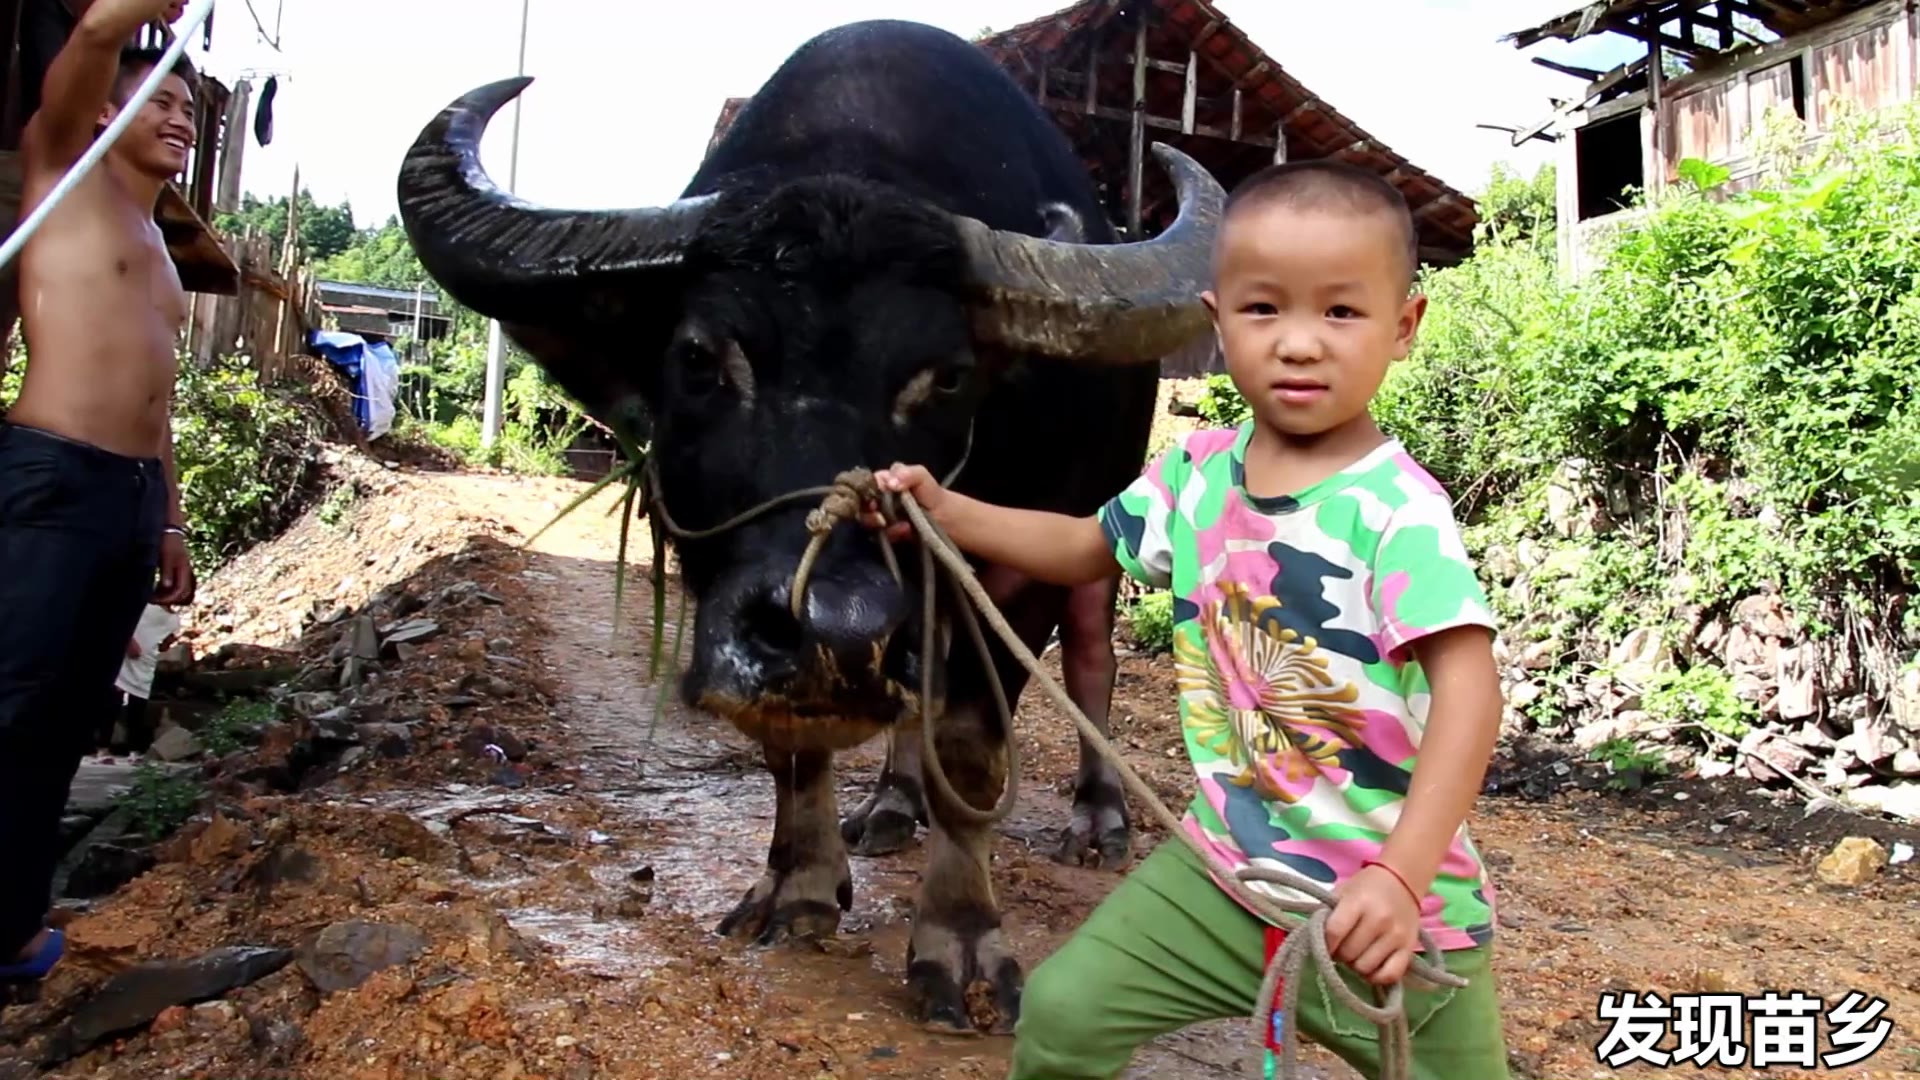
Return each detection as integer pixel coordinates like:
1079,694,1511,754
1098,422,1499,950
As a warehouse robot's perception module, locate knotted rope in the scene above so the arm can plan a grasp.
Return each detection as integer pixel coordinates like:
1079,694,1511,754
643,453,1468,1079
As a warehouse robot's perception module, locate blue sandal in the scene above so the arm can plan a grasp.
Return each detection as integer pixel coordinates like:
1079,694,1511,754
0,929,64,985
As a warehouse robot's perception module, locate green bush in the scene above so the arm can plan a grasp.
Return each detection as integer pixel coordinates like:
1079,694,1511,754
171,356,322,570
1382,104,1920,666
1123,590,1174,653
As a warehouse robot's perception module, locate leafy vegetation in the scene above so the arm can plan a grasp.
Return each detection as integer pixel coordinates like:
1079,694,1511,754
171,356,325,569
120,762,202,841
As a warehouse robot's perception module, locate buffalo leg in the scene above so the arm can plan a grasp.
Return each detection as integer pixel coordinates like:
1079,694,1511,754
840,563,1029,857
1053,574,1132,869
907,574,1064,1035
839,720,927,857
719,745,852,946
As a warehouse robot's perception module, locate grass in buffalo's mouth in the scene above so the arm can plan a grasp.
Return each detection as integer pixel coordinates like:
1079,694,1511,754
524,430,689,747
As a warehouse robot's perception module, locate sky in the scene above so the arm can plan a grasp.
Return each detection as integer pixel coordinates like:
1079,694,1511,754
183,0,1643,230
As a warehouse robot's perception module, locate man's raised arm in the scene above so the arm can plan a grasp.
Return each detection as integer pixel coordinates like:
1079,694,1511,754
22,0,182,171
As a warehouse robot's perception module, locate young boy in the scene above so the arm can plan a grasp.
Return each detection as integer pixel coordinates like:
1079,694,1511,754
870,160,1509,1078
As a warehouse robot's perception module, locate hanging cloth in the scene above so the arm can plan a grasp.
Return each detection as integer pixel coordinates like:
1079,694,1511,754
254,75,278,147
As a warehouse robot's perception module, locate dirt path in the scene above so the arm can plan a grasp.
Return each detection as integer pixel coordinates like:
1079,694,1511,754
20,459,1917,1080
456,469,1920,1080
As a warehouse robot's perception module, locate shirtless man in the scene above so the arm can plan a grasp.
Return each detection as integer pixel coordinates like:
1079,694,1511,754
0,0,196,990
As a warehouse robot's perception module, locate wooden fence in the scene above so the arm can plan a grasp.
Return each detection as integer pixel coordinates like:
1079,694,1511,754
185,228,322,380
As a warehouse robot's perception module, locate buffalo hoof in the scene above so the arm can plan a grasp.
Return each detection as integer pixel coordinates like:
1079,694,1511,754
716,865,852,947
906,921,1023,1035
1053,777,1132,870
840,771,926,857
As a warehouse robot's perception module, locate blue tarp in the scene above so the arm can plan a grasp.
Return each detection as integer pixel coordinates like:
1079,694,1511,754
309,329,399,439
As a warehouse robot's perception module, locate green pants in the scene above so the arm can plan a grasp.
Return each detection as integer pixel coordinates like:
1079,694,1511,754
1008,840,1510,1080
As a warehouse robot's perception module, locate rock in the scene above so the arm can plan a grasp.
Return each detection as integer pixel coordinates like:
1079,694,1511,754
1731,670,1769,705
1538,546,1589,581
1574,717,1636,751
381,619,442,651
181,667,299,694
155,642,193,674
66,759,138,813
1516,538,1546,569
394,642,420,664
350,616,380,660
1722,626,1776,675
1840,709,1904,766
287,692,339,718
337,747,367,771
1737,729,1814,782
1608,627,1673,686
1848,782,1920,821
339,655,369,690
1520,640,1558,672
63,843,156,900
1890,668,1920,735
1786,723,1835,750
1695,758,1735,780
67,946,292,1049
461,723,528,762
297,920,431,993
1694,618,1727,655
147,725,202,763
1887,748,1920,777
1773,644,1821,722
1546,458,1605,538
357,723,414,758
1735,593,1791,639
1481,545,1520,584
1509,680,1544,709
1816,836,1887,887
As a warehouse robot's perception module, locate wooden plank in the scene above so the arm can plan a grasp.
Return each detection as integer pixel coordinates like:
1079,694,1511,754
1036,95,1278,145
1084,31,1099,114
1274,121,1287,163
1533,56,1607,79
1182,48,1197,133
1128,18,1146,235
1230,87,1242,140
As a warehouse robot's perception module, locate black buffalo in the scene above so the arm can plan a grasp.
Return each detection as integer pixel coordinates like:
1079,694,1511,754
396,18,1222,1031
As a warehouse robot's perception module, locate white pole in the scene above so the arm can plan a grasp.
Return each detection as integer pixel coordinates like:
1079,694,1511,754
481,0,531,450
0,0,216,272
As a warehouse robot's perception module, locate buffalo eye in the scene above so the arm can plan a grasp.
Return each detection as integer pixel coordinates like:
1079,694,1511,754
670,328,754,406
892,360,971,426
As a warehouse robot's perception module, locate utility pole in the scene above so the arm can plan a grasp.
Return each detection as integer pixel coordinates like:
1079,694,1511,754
480,0,531,449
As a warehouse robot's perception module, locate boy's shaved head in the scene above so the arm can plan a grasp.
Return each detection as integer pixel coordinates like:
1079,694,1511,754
1220,159,1420,289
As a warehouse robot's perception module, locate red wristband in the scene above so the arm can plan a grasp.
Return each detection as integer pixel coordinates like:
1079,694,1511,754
1362,859,1422,905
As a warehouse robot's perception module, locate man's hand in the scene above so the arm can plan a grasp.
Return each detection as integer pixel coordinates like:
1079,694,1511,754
1323,863,1423,987
153,531,195,605
125,638,142,659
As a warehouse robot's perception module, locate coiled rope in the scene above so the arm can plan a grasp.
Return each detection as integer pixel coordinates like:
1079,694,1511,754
639,453,1468,1079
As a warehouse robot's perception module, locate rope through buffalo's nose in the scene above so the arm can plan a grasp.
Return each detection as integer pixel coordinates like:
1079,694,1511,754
791,468,901,620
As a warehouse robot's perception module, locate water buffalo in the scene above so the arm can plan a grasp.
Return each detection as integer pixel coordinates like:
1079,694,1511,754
395,18,1222,1031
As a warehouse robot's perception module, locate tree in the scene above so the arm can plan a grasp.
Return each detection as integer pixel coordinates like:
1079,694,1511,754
213,188,357,263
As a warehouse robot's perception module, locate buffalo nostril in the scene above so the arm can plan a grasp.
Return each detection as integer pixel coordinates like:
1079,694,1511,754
740,592,804,659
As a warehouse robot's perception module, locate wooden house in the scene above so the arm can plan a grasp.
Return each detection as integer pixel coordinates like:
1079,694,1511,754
708,0,1482,377
1502,0,1918,277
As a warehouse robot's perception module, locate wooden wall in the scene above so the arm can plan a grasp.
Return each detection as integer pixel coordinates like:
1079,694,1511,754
1657,0,1917,190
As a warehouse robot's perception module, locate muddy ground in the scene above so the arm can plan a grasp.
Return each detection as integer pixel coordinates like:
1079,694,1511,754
5,442,1919,1080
